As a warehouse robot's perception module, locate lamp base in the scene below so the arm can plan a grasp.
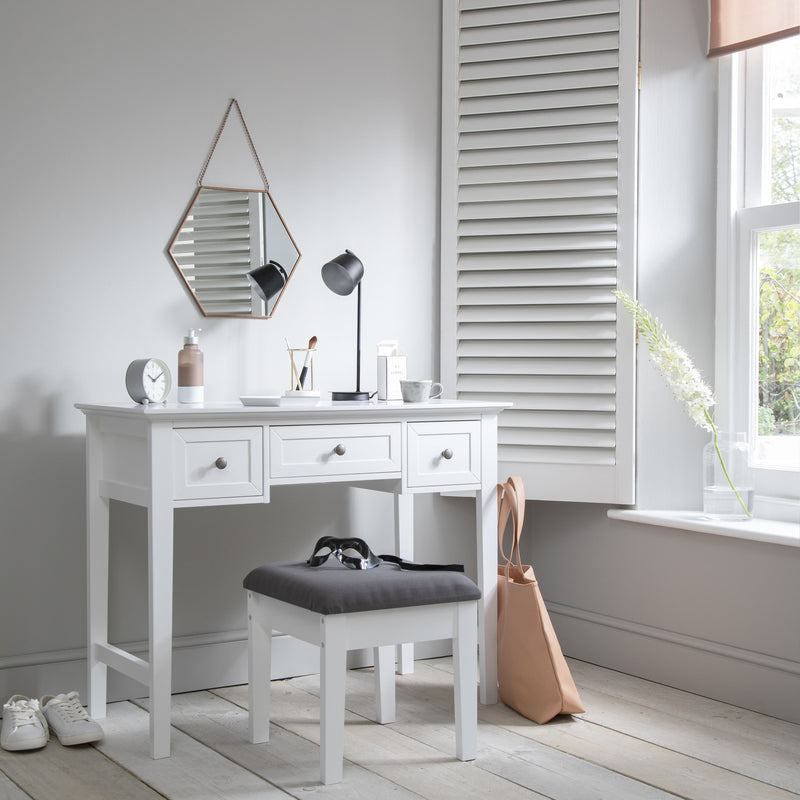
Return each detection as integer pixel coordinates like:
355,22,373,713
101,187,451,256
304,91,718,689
330,390,370,402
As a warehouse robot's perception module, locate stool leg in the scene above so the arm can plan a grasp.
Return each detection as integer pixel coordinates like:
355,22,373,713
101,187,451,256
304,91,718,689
453,601,478,761
320,615,347,785
373,645,396,724
247,592,271,743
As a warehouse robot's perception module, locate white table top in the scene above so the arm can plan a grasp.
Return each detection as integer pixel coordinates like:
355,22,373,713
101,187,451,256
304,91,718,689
75,398,511,422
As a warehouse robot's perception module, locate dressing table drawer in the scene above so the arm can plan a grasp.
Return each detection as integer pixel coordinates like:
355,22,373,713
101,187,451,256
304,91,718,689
269,423,401,480
173,427,263,500
407,421,481,487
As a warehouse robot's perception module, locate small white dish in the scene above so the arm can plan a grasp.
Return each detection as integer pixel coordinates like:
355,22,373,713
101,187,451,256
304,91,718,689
240,396,281,407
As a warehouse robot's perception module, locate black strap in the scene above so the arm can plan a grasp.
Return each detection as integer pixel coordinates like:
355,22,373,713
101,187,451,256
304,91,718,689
378,554,464,572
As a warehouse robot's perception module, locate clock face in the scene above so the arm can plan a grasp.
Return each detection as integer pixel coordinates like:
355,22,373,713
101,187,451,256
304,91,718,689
143,359,171,402
126,358,172,404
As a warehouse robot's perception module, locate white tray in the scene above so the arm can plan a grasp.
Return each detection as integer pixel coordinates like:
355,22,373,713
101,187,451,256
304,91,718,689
240,396,281,407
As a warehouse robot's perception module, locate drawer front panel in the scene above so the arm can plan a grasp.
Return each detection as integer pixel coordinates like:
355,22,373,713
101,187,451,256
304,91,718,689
407,421,481,487
270,423,401,479
174,427,263,500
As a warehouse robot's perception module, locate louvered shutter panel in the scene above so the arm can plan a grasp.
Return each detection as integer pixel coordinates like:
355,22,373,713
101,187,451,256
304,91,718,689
441,0,637,503
170,189,259,315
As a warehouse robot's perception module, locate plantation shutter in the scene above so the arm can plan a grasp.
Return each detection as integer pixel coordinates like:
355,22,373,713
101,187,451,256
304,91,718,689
170,188,260,315
441,0,638,503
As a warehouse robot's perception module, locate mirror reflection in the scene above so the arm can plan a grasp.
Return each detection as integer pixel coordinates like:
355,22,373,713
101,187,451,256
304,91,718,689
168,187,301,318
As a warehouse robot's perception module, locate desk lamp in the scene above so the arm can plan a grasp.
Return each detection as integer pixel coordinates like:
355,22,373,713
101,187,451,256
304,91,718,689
321,250,369,401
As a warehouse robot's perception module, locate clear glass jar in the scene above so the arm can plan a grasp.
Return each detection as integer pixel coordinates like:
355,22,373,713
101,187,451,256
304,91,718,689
702,432,754,520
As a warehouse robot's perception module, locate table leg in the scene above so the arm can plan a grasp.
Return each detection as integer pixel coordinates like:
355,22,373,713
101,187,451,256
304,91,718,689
477,416,499,705
86,417,109,720
148,424,174,759
394,493,414,674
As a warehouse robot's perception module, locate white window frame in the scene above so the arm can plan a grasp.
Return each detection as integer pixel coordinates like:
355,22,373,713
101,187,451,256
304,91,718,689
715,47,800,522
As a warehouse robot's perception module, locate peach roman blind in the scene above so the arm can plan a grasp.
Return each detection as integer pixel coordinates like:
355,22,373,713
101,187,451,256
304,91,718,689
708,0,800,57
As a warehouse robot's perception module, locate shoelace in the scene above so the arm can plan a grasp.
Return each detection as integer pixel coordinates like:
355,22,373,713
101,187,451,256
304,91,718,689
6,701,40,729
48,692,89,722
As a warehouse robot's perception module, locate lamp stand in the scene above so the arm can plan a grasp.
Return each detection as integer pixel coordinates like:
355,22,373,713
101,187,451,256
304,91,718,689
331,282,369,401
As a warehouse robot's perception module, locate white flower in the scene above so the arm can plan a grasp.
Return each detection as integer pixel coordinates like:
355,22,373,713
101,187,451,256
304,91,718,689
614,291,715,432
614,290,750,518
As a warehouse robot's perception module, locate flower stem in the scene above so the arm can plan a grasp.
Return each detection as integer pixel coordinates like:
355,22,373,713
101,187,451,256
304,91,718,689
704,409,752,518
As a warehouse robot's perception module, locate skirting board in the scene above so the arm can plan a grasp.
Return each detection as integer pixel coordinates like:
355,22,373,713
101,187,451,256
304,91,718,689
548,601,800,724
0,632,453,707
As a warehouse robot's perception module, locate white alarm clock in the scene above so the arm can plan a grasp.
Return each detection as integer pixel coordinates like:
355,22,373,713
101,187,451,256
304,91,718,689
125,358,172,404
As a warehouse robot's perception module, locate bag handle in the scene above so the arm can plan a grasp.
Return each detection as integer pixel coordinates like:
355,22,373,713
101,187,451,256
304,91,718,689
498,476,526,575
497,482,514,564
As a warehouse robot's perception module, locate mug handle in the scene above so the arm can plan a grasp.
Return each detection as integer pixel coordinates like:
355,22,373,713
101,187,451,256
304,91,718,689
430,382,443,399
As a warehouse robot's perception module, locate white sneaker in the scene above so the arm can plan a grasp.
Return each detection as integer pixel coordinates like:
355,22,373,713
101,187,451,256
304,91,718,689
1,695,49,751
40,692,103,746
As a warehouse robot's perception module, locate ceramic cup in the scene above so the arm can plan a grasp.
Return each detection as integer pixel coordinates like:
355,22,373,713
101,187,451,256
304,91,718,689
400,379,443,403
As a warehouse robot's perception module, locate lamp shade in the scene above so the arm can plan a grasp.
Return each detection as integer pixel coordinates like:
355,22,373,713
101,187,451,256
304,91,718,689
321,250,364,296
248,260,287,303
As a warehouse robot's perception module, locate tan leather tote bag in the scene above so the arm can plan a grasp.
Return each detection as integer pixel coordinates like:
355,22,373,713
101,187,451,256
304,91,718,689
497,476,585,723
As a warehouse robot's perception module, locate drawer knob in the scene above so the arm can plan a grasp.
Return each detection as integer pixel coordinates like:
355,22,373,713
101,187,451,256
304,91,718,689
333,443,347,456
442,448,454,460
215,457,228,470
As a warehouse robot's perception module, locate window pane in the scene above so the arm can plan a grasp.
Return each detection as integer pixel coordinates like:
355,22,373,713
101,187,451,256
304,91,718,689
767,37,800,204
756,227,800,470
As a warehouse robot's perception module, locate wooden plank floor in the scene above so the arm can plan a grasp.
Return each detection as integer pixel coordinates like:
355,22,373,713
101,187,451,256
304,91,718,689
1,658,798,799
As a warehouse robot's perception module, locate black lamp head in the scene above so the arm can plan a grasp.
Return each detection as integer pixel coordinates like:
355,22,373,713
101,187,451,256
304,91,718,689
247,260,287,303
321,249,364,296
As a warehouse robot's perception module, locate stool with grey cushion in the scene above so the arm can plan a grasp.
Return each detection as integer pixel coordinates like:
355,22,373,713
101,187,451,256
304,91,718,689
244,559,481,784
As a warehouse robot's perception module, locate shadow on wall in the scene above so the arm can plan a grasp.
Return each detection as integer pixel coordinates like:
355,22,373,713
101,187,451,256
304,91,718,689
0,376,361,650
0,432,87,656
0,378,86,662
105,483,359,645
1,376,64,434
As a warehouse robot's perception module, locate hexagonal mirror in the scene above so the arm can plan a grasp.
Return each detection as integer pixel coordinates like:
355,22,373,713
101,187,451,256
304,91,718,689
168,185,301,318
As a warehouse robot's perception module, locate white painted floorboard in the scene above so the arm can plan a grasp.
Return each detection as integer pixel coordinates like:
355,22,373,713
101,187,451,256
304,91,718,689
0,658,797,799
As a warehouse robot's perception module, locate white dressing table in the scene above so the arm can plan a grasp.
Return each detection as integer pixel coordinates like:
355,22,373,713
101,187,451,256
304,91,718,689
76,399,508,758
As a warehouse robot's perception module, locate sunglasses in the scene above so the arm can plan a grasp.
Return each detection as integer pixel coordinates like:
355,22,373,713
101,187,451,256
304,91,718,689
307,536,383,570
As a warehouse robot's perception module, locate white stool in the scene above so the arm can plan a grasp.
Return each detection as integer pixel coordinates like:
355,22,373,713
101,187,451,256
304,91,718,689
244,559,480,785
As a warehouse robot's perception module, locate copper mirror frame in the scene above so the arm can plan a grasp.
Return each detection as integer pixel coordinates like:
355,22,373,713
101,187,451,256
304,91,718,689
166,100,301,319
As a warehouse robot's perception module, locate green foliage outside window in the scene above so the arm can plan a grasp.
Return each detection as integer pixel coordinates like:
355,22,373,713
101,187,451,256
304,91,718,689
758,46,800,436
759,231,799,434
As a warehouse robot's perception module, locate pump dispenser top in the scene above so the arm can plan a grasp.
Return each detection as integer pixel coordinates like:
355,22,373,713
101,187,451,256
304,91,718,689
178,328,204,404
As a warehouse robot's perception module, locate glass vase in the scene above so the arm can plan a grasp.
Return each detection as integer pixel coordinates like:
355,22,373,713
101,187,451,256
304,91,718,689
702,432,754,520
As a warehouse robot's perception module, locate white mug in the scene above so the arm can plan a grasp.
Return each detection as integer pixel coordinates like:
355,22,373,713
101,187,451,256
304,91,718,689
400,379,443,403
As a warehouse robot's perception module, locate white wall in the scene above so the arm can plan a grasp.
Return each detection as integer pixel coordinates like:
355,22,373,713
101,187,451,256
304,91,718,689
528,0,800,723
3,0,797,724
0,0,466,700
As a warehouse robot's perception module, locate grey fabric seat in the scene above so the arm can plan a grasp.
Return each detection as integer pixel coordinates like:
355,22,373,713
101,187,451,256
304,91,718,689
243,558,481,615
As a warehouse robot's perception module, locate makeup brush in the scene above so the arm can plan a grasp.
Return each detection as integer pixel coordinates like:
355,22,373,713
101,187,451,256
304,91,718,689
297,335,317,389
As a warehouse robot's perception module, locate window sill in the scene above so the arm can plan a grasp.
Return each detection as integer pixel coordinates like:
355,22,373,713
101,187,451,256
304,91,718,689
607,509,799,548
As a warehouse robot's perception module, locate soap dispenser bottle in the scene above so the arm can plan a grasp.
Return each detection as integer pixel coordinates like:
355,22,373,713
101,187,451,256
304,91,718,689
178,328,204,403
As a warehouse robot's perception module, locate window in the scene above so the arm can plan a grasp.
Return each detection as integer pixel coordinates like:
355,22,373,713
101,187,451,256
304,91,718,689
717,35,800,519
